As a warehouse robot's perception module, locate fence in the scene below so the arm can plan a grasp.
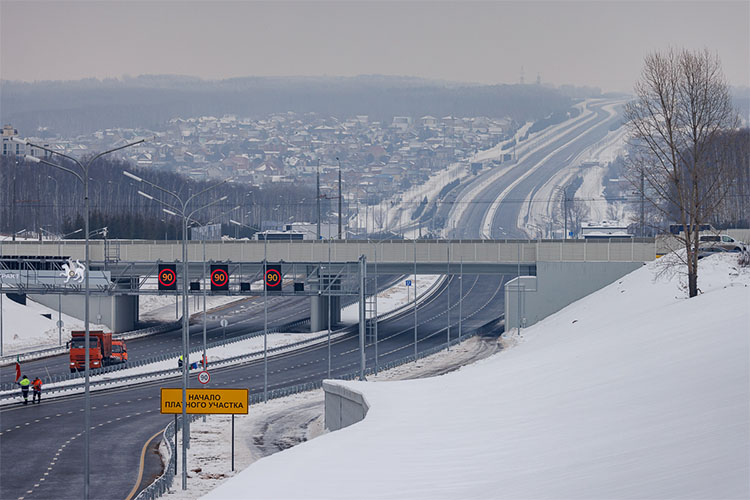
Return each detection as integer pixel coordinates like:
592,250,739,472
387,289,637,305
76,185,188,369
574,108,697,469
132,319,495,500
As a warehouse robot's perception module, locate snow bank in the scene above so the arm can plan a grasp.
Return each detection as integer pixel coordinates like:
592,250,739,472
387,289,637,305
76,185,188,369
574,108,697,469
0,297,108,355
204,253,750,500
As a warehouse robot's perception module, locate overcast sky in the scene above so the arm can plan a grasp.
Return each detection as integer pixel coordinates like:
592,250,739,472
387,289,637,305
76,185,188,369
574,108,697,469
1,1,748,93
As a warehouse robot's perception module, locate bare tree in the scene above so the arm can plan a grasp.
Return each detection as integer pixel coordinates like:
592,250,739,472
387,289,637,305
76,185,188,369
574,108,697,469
625,48,739,297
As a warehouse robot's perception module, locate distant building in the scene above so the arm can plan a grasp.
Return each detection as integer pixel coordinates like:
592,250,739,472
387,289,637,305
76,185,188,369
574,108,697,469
2,124,50,158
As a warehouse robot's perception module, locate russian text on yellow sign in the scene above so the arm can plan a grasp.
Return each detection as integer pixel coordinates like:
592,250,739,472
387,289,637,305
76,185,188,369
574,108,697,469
160,388,249,414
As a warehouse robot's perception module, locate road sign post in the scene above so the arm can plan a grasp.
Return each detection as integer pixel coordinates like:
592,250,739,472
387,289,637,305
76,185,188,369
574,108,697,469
162,387,247,476
161,388,249,414
220,318,228,342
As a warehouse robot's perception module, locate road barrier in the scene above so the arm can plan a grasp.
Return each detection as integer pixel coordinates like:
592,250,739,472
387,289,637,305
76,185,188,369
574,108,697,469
0,320,181,368
133,315,501,500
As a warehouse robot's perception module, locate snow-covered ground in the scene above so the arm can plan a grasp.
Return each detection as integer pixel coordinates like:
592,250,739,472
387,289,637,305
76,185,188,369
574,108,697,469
164,331,502,500
0,290,243,357
0,296,109,355
204,253,750,500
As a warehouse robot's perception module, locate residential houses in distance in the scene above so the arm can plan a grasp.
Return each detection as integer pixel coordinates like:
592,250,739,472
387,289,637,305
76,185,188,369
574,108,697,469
3,112,515,206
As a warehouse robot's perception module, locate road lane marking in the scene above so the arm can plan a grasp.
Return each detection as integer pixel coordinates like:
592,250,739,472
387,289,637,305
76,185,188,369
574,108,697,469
125,429,164,500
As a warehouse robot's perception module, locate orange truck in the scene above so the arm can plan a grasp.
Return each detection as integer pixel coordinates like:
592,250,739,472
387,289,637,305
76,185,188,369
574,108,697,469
68,330,122,372
111,339,128,364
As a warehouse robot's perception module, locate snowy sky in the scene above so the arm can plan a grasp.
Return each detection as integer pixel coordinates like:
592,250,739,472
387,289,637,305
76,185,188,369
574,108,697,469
1,1,748,93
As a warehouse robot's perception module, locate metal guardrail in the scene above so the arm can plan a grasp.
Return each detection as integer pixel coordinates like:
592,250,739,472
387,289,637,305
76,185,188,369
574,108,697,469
0,274,439,394
0,320,182,368
0,318,314,395
134,316,502,500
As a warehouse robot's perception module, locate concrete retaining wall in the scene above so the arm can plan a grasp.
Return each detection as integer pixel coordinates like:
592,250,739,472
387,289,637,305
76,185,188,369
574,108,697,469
505,261,644,329
323,381,369,432
29,294,138,333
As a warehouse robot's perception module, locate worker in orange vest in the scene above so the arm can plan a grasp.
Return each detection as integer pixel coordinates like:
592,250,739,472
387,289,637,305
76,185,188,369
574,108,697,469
31,377,42,404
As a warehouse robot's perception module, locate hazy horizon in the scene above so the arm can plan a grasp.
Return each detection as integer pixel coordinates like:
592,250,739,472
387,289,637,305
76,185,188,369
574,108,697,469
2,1,749,93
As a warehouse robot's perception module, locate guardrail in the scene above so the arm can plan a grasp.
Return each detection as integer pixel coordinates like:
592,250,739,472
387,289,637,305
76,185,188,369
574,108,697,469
0,318,314,396
115,312,505,500
0,320,182,368
0,274,438,394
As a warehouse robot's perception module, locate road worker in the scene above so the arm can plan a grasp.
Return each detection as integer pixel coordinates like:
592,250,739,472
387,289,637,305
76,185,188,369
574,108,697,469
178,355,183,368
17,375,30,405
32,377,42,404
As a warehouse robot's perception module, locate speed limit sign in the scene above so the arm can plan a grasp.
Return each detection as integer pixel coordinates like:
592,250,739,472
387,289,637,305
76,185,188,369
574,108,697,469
198,371,210,385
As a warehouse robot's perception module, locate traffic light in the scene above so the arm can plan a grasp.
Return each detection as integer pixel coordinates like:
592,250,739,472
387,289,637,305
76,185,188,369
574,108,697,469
264,264,282,292
210,265,229,291
158,264,177,291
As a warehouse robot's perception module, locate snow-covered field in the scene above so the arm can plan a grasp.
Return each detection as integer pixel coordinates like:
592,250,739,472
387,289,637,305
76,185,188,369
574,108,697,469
0,296,109,355
204,253,750,500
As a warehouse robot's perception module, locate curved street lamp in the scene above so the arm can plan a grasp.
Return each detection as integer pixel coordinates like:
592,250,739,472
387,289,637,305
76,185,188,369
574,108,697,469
13,136,146,500
123,169,230,490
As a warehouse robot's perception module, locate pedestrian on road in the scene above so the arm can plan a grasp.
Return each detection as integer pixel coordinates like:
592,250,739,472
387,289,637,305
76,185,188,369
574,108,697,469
32,377,42,404
17,375,30,405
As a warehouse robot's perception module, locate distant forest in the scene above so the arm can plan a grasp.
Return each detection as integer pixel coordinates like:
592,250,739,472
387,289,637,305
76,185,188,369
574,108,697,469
1,75,578,136
0,155,322,240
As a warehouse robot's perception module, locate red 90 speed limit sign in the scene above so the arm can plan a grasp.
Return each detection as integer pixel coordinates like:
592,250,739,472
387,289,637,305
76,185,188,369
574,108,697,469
198,371,210,384
158,265,177,290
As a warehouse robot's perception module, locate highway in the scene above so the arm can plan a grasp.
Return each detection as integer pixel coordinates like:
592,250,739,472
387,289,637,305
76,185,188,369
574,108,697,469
1,275,404,383
0,97,624,500
449,99,622,239
0,273,506,500
0,295,311,383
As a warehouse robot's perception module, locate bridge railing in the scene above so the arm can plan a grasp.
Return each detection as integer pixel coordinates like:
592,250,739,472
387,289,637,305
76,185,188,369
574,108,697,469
0,238,657,264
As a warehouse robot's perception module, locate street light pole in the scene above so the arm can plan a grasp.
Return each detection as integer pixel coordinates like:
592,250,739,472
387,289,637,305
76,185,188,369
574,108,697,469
336,157,342,239
316,159,321,240
123,170,229,490
15,136,146,500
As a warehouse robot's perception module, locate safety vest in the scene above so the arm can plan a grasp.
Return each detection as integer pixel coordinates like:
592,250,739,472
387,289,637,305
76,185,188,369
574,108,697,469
32,379,42,390
19,378,30,387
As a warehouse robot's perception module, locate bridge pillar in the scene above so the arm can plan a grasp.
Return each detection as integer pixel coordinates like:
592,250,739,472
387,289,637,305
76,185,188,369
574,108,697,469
310,294,328,332
310,273,341,332
28,293,138,333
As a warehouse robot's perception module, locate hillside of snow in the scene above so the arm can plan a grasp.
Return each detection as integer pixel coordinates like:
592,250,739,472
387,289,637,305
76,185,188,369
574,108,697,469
205,253,749,500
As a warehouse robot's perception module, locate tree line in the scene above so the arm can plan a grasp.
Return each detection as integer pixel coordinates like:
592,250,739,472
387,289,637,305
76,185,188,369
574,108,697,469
0,156,322,240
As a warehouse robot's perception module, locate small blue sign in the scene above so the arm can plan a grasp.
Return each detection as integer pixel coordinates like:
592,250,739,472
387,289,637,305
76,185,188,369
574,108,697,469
405,280,412,286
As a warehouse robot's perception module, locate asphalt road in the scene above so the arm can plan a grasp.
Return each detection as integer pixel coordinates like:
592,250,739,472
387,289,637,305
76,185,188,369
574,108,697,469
451,100,620,239
0,98,624,500
0,272,505,500
2,276,402,384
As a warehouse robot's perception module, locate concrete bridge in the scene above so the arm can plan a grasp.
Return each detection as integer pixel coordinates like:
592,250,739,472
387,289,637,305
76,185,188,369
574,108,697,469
1,238,657,333
1,238,656,270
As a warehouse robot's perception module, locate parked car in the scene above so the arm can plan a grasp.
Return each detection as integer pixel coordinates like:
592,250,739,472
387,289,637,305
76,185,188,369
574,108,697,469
697,246,730,259
698,234,747,252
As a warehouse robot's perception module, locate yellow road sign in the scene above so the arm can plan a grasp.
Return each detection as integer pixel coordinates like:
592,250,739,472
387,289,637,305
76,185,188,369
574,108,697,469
160,388,249,414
